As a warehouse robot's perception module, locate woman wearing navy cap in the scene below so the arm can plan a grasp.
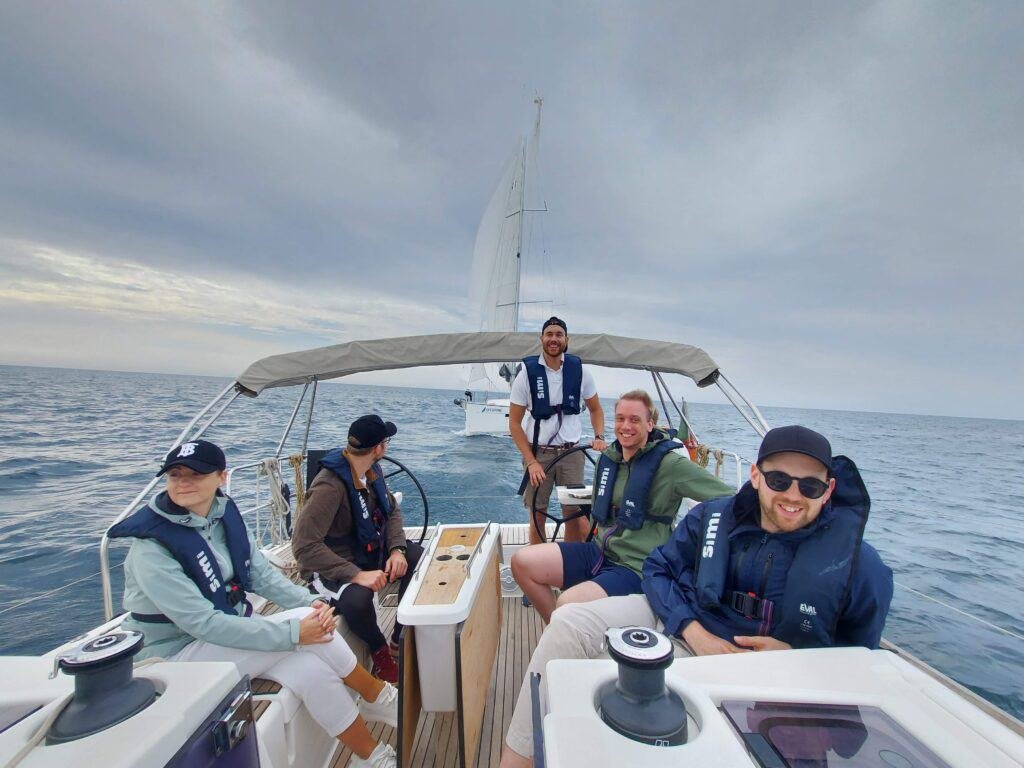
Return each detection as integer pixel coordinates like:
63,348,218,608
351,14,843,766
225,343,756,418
110,439,398,768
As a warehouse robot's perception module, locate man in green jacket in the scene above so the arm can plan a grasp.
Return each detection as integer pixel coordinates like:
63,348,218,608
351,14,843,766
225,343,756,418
510,390,733,622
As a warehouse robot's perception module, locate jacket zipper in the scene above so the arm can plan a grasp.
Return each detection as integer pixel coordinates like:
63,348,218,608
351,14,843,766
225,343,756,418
759,552,775,597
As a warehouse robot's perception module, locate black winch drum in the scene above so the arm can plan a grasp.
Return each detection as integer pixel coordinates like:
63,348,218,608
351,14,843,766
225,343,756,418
597,626,688,746
46,630,157,744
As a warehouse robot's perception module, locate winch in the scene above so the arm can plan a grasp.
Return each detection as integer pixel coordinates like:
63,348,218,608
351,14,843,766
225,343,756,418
597,626,688,746
46,630,157,744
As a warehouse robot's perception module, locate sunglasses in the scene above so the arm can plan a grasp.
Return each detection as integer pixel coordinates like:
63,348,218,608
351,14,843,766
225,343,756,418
758,467,830,499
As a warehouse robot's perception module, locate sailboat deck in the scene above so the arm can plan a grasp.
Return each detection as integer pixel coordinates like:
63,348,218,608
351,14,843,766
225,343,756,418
258,523,552,767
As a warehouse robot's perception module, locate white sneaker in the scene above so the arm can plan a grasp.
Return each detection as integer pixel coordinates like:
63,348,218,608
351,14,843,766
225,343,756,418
349,742,396,768
358,682,398,728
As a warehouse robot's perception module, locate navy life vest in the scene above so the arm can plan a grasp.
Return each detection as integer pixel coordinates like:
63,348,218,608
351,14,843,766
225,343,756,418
109,491,252,618
693,455,869,648
319,449,393,569
522,354,583,419
591,433,681,529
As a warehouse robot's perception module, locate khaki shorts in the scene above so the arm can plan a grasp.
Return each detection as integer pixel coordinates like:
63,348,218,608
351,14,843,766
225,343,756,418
523,445,585,514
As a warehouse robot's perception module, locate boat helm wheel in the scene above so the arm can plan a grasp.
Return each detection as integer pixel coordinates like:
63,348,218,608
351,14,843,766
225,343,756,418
379,455,430,545
530,445,598,543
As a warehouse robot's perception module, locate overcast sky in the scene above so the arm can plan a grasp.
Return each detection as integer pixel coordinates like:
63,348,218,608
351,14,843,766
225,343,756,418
1,2,1021,419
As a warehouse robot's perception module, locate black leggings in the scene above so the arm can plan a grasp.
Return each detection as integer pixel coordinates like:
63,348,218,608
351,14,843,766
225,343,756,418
332,540,423,652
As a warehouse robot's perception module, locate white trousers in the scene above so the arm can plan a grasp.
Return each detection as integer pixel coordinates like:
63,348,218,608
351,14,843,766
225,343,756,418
505,594,692,758
173,607,360,737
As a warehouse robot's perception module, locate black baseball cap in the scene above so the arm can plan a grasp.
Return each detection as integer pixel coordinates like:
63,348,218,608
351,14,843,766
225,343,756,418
348,414,398,449
157,440,227,476
542,316,568,334
757,425,832,471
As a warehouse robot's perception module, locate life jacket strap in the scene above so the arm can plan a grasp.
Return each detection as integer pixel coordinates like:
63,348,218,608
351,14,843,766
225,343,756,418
132,579,248,624
517,418,546,497
130,612,173,624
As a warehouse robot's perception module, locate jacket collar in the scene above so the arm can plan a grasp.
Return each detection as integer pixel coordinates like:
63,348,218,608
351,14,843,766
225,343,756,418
151,489,224,528
604,428,671,464
342,449,378,489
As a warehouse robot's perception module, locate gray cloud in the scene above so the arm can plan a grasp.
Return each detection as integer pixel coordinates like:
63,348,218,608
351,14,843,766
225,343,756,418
0,1,1021,417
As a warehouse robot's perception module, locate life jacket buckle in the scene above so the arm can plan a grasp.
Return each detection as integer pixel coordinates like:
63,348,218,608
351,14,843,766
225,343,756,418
226,582,246,607
728,590,765,619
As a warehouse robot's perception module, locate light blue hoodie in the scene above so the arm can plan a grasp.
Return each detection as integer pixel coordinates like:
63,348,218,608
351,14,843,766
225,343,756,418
120,492,318,660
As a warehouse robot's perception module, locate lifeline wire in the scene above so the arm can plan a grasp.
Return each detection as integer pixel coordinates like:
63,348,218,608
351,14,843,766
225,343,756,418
0,562,124,618
894,580,1024,642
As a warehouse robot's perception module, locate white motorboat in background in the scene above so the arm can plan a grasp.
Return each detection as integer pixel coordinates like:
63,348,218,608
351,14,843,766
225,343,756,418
1,331,1021,767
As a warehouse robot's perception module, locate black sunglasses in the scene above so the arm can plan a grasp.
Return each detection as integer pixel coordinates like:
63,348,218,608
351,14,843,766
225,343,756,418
758,467,830,499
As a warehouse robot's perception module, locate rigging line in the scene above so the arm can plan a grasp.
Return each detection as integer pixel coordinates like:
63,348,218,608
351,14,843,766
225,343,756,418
894,580,1024,642
0,562,126,618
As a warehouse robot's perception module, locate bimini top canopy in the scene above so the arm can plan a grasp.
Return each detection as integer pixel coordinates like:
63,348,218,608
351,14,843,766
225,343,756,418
234,331,720,396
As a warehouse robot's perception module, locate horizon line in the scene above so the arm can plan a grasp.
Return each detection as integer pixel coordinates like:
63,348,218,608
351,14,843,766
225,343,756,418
1,360,1020,425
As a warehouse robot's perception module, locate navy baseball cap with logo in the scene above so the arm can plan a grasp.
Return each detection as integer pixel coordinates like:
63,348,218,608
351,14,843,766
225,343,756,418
756,425,832,471
157,440,227,476
348,414,398,449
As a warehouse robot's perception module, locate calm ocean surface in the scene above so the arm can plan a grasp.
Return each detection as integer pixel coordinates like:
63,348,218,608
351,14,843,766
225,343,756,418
0,365,1022,718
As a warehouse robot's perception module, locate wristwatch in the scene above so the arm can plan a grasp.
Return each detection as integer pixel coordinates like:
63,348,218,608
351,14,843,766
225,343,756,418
594,434,605,441
390,545,407,555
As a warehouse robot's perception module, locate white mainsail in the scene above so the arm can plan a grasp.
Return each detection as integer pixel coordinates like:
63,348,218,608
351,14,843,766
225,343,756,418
465,99,543,391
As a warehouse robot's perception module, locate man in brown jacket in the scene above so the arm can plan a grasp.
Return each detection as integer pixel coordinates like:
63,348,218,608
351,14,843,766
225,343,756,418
292,414,423,683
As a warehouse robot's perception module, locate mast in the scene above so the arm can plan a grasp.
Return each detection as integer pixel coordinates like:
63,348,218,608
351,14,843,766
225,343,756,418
512,96,543,332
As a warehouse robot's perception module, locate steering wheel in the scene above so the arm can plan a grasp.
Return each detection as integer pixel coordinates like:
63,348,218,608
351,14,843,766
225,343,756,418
379,455,430,545
530,445,600,543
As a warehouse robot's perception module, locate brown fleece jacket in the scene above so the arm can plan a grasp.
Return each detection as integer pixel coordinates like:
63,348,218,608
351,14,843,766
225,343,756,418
292,460,406,583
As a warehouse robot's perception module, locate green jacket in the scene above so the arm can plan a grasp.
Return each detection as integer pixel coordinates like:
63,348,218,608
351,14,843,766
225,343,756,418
597,437,733,576
121,492,317,660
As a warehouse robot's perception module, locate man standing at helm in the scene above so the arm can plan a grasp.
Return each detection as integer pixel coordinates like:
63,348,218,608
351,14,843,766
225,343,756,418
510,317,607,545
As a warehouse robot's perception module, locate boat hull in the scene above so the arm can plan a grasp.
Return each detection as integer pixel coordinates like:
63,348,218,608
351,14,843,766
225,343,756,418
461,400,511,436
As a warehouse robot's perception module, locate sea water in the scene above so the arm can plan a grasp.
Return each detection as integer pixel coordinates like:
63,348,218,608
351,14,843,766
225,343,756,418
0,365,1021,718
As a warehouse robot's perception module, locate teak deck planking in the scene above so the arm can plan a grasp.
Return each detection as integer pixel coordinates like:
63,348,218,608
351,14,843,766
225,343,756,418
254,523,555,767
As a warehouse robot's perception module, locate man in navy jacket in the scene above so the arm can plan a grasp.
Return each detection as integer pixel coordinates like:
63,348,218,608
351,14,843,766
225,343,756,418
644,425,893,654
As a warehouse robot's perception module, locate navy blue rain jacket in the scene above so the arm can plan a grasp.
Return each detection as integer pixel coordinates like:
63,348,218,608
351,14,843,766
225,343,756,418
641,475,893,649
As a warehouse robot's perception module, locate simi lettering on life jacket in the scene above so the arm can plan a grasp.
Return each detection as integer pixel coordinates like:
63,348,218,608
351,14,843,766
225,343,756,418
522,354,583,419
591,432,681,530
319,449,394,569
693,455,870,648
109,491,252,617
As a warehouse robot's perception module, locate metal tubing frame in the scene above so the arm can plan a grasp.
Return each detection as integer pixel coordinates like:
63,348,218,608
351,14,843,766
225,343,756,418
99,383,241,621
300,379,318,459
719,372,770,433
714,376,770,438
275,380,311,458
195,390,243,439
653,371,701,443
170,382,236,448
649,370,674,431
